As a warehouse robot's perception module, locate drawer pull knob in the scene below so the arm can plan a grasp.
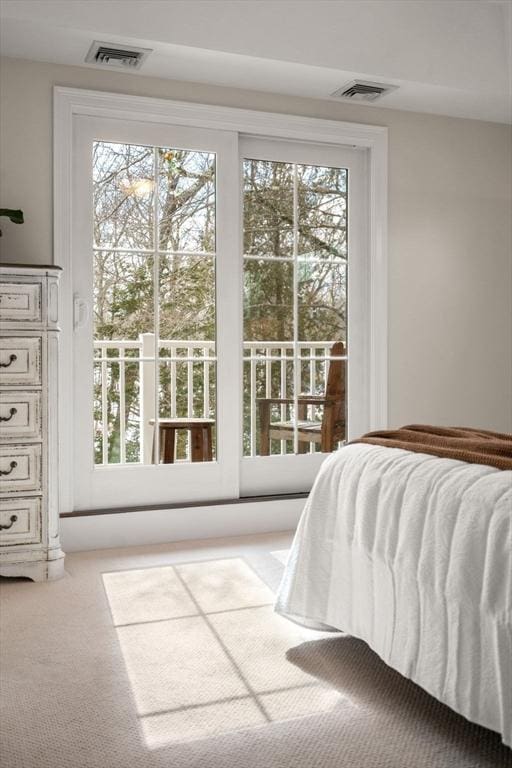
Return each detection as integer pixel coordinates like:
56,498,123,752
0,407,17,422
0,460,17,476
0,515,18,531
0,353,17,368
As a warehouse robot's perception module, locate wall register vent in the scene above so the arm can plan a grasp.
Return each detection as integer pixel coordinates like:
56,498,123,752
331,80,398,102
85,41,152,70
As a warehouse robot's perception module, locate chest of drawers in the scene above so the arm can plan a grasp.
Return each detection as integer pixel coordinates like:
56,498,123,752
0,265,65,580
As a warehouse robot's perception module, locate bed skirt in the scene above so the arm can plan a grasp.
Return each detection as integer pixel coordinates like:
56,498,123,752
275,444,512,747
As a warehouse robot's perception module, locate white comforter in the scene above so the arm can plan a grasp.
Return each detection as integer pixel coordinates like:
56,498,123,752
275,443,512,746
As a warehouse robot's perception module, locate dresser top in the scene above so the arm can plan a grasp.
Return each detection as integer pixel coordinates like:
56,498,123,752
0,263,62,275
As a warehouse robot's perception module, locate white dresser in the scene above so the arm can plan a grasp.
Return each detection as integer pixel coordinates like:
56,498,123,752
0,264,65,581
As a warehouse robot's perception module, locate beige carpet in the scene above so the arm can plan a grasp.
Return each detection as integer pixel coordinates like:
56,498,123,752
1,531,510,768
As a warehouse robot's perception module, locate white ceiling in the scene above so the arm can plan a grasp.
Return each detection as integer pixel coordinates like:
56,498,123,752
1,0,511,123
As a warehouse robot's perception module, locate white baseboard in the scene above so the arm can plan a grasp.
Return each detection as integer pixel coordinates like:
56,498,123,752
60,498,304,553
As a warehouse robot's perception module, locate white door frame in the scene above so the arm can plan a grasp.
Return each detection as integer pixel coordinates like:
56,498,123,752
54,86,388,514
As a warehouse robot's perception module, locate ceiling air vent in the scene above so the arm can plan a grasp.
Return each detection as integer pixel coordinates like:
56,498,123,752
330,80,398,102
85,41,152,70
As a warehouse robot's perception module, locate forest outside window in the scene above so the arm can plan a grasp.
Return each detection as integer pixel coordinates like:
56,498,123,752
92,141,217,465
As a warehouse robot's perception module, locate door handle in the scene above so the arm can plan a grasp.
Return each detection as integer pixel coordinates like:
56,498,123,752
73,295,90,331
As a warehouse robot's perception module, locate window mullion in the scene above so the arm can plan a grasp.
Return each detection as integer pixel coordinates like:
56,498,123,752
292,164,299,455
153,146,160,465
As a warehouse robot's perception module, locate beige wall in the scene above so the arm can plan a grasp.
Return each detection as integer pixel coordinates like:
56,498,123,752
1,56,511,431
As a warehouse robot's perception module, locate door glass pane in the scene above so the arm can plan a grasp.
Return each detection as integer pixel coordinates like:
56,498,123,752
159,254,215,341
93,142,154,250
243,260,293,342
158,149,215,252
298,261,346,343
243,160,294,258
243,158,347,458
92,141,217,466
93,251,154,340
297,164,347,260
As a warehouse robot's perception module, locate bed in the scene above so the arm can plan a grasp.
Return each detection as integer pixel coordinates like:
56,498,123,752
275,426,512,746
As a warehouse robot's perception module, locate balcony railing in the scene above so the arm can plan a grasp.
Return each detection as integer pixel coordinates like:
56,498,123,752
93,335,337,464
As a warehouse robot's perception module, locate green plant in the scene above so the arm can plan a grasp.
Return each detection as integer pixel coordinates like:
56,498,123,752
0,209,24,236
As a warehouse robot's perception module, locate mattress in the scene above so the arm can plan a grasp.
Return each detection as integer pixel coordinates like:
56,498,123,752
275,443,512,746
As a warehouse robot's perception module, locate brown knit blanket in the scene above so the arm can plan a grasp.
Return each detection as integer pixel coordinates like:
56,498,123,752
353,424,512,471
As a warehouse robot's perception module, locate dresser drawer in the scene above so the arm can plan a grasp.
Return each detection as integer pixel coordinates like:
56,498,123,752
0,392,41,440
0,282,42,323
0,337,41,386
0,444,42,494
0,497,41,546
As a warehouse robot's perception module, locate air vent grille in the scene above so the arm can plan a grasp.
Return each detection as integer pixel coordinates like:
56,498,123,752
331,80,398,102
85,41,152,70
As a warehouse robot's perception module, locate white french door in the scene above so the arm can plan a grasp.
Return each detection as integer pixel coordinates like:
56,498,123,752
239,137,368,495
71,116,369,510
72,117,241,510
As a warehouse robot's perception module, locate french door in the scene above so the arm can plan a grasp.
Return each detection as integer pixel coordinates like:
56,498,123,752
239,137,367,495
71,116,368,510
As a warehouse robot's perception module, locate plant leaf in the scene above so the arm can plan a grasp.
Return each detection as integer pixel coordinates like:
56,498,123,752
0,209,24,225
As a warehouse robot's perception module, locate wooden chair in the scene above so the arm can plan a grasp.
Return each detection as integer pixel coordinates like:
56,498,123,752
149,418,214,463
258,341,346,455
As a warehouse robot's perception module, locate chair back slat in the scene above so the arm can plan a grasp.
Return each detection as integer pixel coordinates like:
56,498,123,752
321,341,346,447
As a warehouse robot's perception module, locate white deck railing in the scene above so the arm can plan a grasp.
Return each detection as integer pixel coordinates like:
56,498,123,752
94,334,337,464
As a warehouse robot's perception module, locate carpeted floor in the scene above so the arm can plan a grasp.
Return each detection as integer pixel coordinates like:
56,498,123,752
1,531,510,768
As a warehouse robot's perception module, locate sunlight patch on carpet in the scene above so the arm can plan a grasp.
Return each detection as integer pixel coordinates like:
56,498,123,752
103,565,196,625
175,558,275,612
103,558,348,748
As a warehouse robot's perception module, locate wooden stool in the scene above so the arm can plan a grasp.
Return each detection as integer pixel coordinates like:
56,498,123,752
150,418,214,463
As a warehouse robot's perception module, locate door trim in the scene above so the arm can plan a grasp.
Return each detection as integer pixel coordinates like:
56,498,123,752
54,86,388,514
